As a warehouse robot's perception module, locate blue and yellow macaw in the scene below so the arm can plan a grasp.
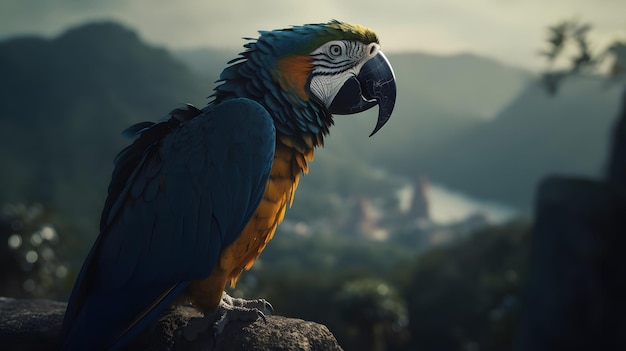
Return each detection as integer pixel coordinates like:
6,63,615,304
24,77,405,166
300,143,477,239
60,20,396,350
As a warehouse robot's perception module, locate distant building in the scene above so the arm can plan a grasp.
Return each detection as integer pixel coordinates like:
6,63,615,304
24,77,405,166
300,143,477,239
408,175,431,222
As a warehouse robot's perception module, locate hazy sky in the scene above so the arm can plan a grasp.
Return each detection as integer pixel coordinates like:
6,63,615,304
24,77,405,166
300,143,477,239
1,0,624,70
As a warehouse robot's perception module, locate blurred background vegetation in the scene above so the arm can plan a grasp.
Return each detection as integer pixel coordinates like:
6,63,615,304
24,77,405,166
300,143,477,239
0,15,624,351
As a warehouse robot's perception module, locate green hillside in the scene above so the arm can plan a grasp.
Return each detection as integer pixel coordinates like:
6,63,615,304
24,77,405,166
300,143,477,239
0,21,209,236
418,77,624,210
319,52,532,176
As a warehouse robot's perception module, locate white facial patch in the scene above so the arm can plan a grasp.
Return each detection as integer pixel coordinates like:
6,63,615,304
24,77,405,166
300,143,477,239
309,40,380,107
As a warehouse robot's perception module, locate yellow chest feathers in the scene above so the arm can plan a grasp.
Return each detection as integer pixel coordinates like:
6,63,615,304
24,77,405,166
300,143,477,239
217,140,314,287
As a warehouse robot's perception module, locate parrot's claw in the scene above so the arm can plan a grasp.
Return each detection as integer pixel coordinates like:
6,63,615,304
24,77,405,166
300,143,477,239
183,292,272,342
221,293,274,315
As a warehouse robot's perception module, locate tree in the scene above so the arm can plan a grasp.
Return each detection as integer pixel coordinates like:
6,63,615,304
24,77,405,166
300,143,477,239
540,19,625,94
403,221,531,351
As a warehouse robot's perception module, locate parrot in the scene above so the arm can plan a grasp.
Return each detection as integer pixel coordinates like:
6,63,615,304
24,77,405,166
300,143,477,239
60,20,396,350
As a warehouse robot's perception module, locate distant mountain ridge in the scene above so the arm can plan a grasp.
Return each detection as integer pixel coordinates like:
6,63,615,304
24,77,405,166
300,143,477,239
420,77,624,210
0,20,621,235
0,21,209,234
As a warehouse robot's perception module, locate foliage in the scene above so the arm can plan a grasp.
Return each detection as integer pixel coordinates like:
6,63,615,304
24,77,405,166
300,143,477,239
540,19,626,94
226,231,415,351
0,21,209,246
403,221,531,351
335,278,409,351
220,221,532,351
538,20,626,184
0,203,74,300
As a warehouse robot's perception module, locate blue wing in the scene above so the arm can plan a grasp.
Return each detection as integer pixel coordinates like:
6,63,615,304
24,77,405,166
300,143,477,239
60,98,276,350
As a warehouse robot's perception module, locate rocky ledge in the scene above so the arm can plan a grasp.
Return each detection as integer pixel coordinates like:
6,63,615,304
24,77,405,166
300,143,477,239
0,297,344,351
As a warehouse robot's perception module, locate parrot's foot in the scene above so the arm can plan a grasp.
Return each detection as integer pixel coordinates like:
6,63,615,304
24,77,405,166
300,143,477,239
183,292,272,342
221,292,274,315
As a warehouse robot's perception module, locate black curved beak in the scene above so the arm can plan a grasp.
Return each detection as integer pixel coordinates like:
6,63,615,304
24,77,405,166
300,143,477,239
328,51,396,136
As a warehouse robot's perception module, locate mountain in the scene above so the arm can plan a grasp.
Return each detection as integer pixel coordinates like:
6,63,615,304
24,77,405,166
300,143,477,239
0,20,536,234
315,52,532,176
172,47,236,80
418,77,625,210
4,19,616,239
0,21,209,233
388,52,533,120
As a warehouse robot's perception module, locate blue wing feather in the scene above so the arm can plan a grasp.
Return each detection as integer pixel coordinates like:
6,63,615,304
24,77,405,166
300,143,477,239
61,98,276,350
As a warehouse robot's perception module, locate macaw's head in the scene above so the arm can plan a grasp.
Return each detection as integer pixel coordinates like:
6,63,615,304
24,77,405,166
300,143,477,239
214,20,396,147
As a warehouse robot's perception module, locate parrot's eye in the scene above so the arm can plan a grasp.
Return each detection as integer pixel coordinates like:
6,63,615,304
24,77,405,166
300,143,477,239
329,44,342,57
369,45,377,55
